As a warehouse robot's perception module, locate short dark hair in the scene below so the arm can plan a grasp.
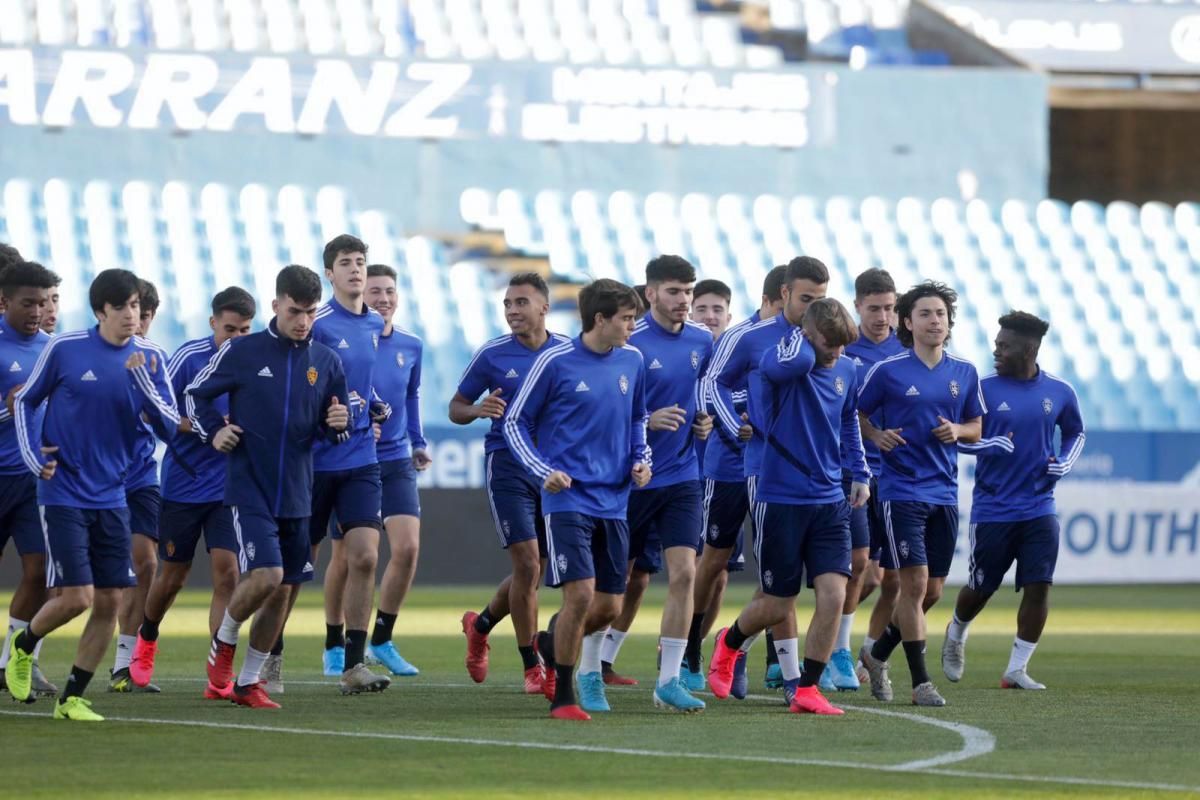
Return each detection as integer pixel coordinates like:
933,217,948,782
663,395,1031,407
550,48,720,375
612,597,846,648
211,286,256,318
138,279,160,315
896,280,957,348
509,271,549,299
632,284,649,316
323,234,368,272
998,310,1049,340
762,265,788,302
1,261,60,299
802,298,858,348
276,264,323,306
367,263,397,281
645,255,696,285
89,268,141,314
693,279,732,305
784,256,830,286
579,278,640,332
854,268,896,300
0,242,22,271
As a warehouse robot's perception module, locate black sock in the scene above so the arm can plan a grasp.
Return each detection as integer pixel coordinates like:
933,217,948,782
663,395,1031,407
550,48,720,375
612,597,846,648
536,630,555,669
552,663,576,708
601,660,614,674
474,607,497,636
903,640,930,687
60,665,94,701
325,623,345,651
15,627,43,654
270,635,284,657
371,611,397,646
685,613,705,670
345,629,367,669
871,624,904,663
723,620,749,651
765,631,779,665
139,616,161,642
799,658,826,688
518,645,539,670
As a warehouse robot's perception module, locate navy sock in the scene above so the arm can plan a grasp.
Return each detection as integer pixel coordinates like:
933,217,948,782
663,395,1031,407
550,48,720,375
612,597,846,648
139,616,161,642
325,623,345,651
345,629,367,669
552,663,576,708
60,665,94,701
871,624,904,663
518,645,539,670
765,631,779,665
903,640,930,687
723,620,749,651
270,635,284,657
799,658,826,688
474,607,497,636
371,611,397,646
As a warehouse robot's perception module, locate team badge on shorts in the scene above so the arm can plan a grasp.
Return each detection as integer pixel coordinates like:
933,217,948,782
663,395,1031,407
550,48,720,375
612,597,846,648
618,374,629,395
556,553,569,574
708,523,720,542
834,376,845,395
974,567,985,587
691,350,700,370
246,542,257,561
165,540,175,557
396,352,406,367
1043,397,1054,415
763,570,774,589
949,380,960,398
307,366,318,386
898,540,910,558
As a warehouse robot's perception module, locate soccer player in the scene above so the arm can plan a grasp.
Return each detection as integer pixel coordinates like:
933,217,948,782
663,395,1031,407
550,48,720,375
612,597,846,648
822,268,905,692
308,234,391,694
504,278,650,721
126,287,256,694
857,280,983,707
943,311,1084,690
41,280,61,335
454,273,570,694
361,263,430,677
0,262,60,697
185,265,350,708
111,279,169,693
6,269,179,720
705,257,828,692
709,299,868,715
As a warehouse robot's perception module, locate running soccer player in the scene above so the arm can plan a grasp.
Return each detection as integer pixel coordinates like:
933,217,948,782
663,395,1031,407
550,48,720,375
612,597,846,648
41,280,61,335
186,265,350,708
943,311,1084,690
454,273,570,695
504,278,650,721
710,299,868,715
857,280,983,707
6,269,180,720
362,263,430,677
126,287,257,694
705,257,828,692
0,262,60,698
308,234,391,694
111,279,169,693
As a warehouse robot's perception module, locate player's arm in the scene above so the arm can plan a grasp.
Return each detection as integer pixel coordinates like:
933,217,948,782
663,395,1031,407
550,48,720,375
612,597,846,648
706,333,752,440
690,343,714,440
449,346,505,424
630,362,652,488
369,387,392,423
319,360,352,443
958,432,1015,456
166,348,201,434
407,344,431,470
856,363,905,451
184,340,240,446
759,328,815,384
1047,388,1086,480
502,351,560,487
841,372,871,503
14,340,60,478
128,348,181,440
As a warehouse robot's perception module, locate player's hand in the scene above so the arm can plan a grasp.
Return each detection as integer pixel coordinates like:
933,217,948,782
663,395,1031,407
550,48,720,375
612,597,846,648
125,351,146,370
477,388,506,420
874,427,906,452
932,416,960,444
413,449,433,471
649,405,687,432
178,417,193,434
849,481,870,508
213,424,243,453
544,470,572,494
326,397,349,431
692,411,713,441
372,422,382,441
370,402,390,423
37,445,58,480
6,383,23,418
738,412,753,441
631,462,652,488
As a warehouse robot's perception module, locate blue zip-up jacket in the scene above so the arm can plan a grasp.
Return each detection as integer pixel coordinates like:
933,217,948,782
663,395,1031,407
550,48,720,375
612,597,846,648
125,336,172,492
628,314,713,489
15,327,180,508
756,328,869,505
161,336,228,504
374,325,427,462
0,320,50,475
504,336,650,519
184,319,349,518
845,329,906,479
311,297,386,471
959,370,1085,523
700,389,748,482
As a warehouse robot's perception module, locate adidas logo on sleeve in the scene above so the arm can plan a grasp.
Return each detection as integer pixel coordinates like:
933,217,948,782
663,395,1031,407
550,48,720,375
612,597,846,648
258,366,274,377
998,401,1011,411
9,361,21,372
648,358,663,370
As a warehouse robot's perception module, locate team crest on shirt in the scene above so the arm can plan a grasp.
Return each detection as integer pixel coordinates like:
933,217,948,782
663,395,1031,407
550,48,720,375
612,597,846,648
246,542,256,561
834,376,845,396
373,334,379,349
949,380,960,398
556,553,569,574
618,374,629,395
763,570,774,589
307,366,318,386
898,540,910,559
396,352,406,367
1042,397,1054,415
690,350,700,370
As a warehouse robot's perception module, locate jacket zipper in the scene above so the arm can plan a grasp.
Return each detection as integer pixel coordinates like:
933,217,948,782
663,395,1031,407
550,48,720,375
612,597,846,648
274,347,294,516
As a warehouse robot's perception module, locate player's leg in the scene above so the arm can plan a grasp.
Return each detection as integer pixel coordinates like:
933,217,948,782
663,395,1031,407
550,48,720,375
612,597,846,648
577,517,633,713
824,482,870,691
652,481,704,707
309,471,346,674
370,458,421,676
51,585,121,719
334,464,387,687
2,552,55,696
600,564,647,685
1002,516,1059,689
543,512,602,719
689,478,746,679
112,487,161,692
943,520,1007,682
791,502,852,714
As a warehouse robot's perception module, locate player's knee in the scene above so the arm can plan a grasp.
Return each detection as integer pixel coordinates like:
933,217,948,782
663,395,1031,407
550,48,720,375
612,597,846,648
923,583,944,608
347,547,378,575
61,586,94,616
850,550,870,579
19,556,46,583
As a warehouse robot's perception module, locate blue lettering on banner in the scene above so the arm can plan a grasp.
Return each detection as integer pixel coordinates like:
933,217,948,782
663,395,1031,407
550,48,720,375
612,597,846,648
1064,510,1200,557
1066,513,1099,555
1169,512,1198,555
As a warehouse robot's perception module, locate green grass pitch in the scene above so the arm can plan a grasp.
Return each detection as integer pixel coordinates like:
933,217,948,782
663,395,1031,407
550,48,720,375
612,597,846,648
3,584,1199,798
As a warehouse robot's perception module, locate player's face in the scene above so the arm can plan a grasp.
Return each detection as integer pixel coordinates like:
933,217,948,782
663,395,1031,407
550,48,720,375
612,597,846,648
805,326,845,367
992,328,1033,377
595,305,638,348
503,284,548,336
138,308,157,338
273,295,319,341
41,288,59,334
327,250,367,299
97,293,141,343
211,311,254,347
3,286,49,335
691,293,731,338
855,292,895,342
905,295,950,348
647,280,693,326
782,279,827,326
364,275,397,324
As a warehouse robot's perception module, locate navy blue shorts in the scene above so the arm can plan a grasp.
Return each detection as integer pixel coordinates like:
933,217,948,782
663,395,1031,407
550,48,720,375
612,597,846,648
967,515,1059,594
867,482,886,561
627,480,703,575
544,512,629,594
126,485,162,540
42,505,134,590
231,506,313,585
486,449,546,555
381,458,421,519
841,475,881,552
880,500,959,578
0,472,42,557
701,478,749,551
758,501,852,598
747,475,765,565
696,529,746,572
158,500,237,563
310,463,383,544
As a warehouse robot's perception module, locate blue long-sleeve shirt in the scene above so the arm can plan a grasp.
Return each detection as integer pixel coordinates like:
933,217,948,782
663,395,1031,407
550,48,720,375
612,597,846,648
15,327,180,509
628,314,713,489
311,297,385,471
374,325,427,462
184,319,349,518
700,388,747,482
959,370,1085,523
756,328,869,505
0,320,51,475
456,332,573,455
503,336,650,519
161,336,228,504
845,330,906,479
857,349,984,505
126,337,172,493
